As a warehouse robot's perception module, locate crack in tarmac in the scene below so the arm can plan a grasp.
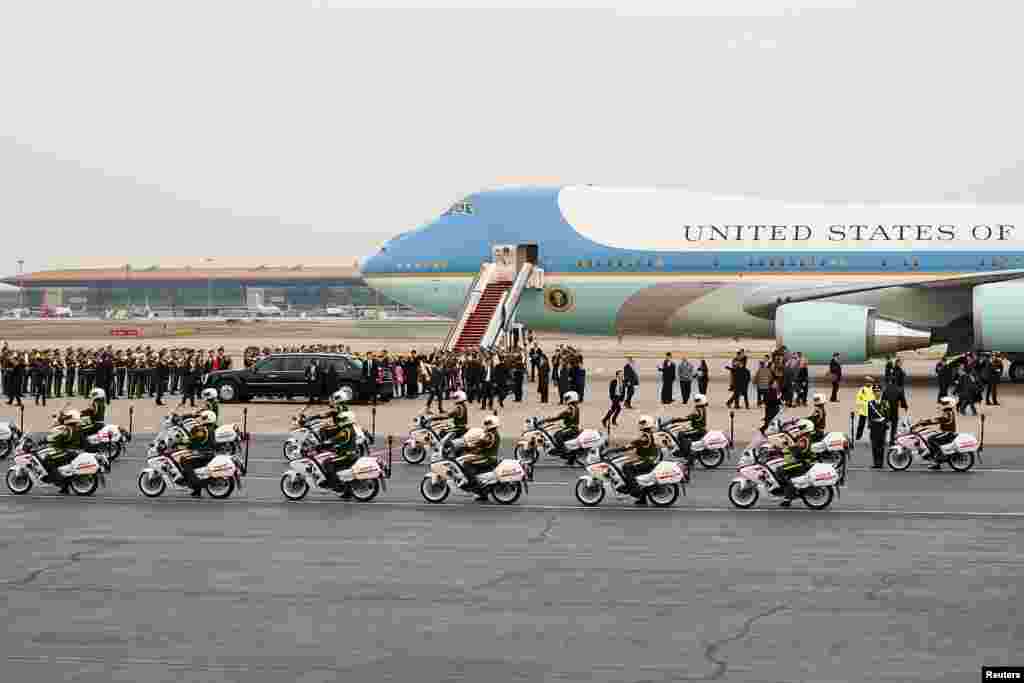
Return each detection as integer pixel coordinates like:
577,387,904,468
0,539,123,587
675,603,788,682
528,514,557,545
864,572,901,602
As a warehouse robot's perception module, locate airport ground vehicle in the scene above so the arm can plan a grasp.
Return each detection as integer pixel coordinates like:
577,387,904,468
886,417,978,472
727,449,840,510
514,417,605,467
574,450,686,507
205,352,393,403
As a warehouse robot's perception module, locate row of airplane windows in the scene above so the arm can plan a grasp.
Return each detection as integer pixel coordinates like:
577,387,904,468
572,254,1024,269
394,255,1022,272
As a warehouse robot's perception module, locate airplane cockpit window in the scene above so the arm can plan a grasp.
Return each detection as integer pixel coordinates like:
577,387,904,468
442,199,474,216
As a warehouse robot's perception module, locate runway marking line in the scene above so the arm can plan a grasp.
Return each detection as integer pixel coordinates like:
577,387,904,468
1,494,1022,517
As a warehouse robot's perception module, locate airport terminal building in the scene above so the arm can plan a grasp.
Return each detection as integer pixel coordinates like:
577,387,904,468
0,257,400,316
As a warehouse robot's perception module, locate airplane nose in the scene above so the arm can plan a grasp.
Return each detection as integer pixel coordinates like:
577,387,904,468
360,249,387,276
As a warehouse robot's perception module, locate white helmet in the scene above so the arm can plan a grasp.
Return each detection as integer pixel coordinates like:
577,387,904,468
453,390,467,404
813,394,826,406
638,414,655,431
483,415,500,431
464,426,486,446
200,410,217,425
938,396,956,410
793,418,815,436
563,391,579,404
201,388,218,401
693,394,708,407
331,386,354,406
89,388,106,401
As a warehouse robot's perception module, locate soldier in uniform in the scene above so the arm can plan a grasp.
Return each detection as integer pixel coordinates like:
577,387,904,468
609,415,660,505
455,416,502,502
321,409,360,499
177,410,218,496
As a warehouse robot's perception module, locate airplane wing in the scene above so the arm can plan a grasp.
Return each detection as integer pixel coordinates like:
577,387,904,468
741,269,1024,318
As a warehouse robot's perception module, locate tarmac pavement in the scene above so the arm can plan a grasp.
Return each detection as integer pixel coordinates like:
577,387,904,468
0,435,1022,682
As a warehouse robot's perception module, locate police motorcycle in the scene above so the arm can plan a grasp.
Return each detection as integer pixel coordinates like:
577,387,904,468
514,416,606,468
153,413,243,457
402,412,458,465
0,419,23,460
283,388,371,461
653,416,731,469
5,412,108,496
419,421,529,505
280,410,384,502
137,426,246,499
77,390,131,464
886,415,979,472
574,419,686,507
727,421,841,510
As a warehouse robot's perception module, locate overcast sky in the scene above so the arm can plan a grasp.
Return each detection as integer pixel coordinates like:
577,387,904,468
3,1,1023,275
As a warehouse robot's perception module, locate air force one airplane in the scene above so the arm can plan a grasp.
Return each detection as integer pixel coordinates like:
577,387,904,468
361,186,1024,377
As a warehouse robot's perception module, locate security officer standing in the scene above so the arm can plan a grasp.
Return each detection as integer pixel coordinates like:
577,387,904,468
866,380,888,469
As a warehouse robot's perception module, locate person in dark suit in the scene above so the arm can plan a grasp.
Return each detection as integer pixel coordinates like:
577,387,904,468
493,359,509,409
881,379,908,444
7,357,24,407
828,353,842,402
623,357,639,408
602,371,625,429
305,359,320,404
659,353,675,404
537,353,550,404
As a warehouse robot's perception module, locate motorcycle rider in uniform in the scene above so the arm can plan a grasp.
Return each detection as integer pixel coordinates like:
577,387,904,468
434,390,469,451
773,418,817,507
807,394,827,443
302,388,351,443
608,415,660,505
79,388,108,439
321,410,359,499
456,416,501,502
662,394,708,463
198,388,220,425
43,409,84,494
542,391,581,458
917,396,958,470
177,410,218,497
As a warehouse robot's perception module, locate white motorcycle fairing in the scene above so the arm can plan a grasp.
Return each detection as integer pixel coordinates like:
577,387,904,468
564,429,604,452
691,430,729,452
635,461,685,487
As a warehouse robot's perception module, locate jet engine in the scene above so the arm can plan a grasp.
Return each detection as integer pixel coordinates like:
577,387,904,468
774,302,932,363
973,281,1024,352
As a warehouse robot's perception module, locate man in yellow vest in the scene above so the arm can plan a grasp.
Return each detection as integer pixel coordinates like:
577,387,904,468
854,376,876,442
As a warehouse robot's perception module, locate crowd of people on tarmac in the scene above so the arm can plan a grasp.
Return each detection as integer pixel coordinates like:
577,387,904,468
0,343,235,407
